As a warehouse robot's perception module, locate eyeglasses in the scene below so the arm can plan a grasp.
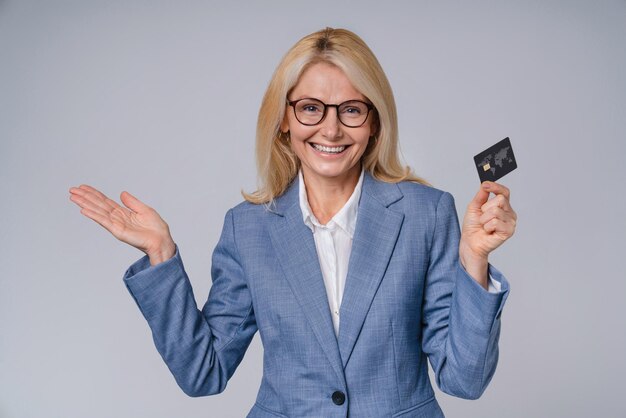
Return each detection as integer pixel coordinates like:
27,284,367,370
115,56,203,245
287,98,374,128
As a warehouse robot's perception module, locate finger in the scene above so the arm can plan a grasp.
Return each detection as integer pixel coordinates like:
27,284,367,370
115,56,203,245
70,186,91,196
483,181,510,200
72,186,132,217
479,206,517,227
479,206,506,226
480,194,511,213
483,218,497,234
468,183,490,210
120,191,150,213
70,194,112,218
77,184,101,193
71,185,113,205
80,185,124,212
483,217,516,236
77,184,110,201
72,187,117,214
79,207,114,232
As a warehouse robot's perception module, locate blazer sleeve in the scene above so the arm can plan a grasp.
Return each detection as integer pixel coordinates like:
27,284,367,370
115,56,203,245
122,208,257,397
421,191,510,400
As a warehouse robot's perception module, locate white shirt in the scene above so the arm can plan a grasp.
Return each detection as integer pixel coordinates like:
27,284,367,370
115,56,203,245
298,169,500,337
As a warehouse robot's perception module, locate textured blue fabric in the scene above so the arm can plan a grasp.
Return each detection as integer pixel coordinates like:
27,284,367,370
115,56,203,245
123,172,510,417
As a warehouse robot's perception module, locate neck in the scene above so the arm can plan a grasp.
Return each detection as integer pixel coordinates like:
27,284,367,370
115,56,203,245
302,165,361,225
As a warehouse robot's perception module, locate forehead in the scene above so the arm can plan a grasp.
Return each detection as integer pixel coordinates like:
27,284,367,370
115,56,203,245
290,62,366,102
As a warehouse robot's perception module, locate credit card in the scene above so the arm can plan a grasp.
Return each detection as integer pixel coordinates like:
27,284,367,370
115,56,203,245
473,137,517,182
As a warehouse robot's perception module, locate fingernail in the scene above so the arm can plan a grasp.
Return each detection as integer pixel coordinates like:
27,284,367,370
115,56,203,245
483,182,491,190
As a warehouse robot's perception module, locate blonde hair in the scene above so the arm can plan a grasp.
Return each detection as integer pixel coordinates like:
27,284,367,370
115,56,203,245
243,27,429,205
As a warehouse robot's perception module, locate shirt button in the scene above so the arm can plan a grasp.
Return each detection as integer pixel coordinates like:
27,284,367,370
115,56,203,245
334,310,339,316
331,390,345,405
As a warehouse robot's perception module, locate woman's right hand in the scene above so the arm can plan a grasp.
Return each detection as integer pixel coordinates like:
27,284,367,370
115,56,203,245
69,185,176,265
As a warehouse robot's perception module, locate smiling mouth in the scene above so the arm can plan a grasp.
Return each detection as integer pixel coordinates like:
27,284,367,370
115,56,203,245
310,143,349,154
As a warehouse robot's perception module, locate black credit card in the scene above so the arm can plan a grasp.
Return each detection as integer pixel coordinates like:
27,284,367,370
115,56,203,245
473,137,517,182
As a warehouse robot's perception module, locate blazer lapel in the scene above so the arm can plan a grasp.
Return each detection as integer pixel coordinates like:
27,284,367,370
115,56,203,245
268,180,346,385
338,172,405,367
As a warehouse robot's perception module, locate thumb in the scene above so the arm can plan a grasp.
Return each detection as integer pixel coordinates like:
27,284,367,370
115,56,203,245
120,191,149,213
468,182,491,209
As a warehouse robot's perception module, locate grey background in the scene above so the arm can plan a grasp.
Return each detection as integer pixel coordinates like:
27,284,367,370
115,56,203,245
1,1,625,417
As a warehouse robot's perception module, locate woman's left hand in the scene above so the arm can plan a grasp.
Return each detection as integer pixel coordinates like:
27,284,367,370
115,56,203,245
459,181,517,288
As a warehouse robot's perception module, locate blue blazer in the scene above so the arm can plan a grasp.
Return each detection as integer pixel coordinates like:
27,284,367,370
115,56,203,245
123,171,509,417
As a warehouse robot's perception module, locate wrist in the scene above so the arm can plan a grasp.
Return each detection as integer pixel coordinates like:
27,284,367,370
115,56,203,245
459,242,489,290
148,240,176,266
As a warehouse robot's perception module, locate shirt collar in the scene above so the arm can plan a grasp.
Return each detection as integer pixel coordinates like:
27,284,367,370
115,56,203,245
298,168,364,238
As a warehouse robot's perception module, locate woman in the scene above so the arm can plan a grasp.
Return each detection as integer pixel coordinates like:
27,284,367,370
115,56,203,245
69,27,516,417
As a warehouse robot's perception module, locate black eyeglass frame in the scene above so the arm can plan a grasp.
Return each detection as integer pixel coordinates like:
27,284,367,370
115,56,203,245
287,98,375,128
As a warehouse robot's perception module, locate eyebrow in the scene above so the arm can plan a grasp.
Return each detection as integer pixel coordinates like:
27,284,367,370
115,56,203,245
288,96,370,104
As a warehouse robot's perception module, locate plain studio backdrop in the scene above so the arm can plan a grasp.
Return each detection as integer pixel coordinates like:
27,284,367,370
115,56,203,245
1,1,625,417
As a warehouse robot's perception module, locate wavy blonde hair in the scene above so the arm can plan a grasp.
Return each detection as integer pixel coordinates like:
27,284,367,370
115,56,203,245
243,27,429,205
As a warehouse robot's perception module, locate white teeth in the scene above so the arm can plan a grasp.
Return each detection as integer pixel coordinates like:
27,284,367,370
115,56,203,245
311,143,346,154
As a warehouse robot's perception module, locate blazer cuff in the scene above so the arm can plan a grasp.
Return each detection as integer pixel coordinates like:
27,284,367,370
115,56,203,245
122,243,188,316
455,260,510,332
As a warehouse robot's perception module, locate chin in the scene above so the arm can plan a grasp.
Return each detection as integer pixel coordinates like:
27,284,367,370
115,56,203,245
305,163,360,181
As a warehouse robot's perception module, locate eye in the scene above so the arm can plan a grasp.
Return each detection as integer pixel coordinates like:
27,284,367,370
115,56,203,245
343,106,362,114
297,100,324,114
302,104,321,113
340,101,368,116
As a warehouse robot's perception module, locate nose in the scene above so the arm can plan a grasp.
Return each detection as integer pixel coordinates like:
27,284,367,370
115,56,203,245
320,106,342,139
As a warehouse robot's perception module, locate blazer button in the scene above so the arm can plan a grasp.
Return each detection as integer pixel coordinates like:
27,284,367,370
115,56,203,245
331,390,345,405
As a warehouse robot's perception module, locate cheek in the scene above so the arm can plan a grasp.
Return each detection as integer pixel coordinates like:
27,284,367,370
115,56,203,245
288,132,311,157
353,132,373,152
288,124,315,146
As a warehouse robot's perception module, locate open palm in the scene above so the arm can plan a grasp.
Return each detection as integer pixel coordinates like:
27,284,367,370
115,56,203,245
69,185,175,261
